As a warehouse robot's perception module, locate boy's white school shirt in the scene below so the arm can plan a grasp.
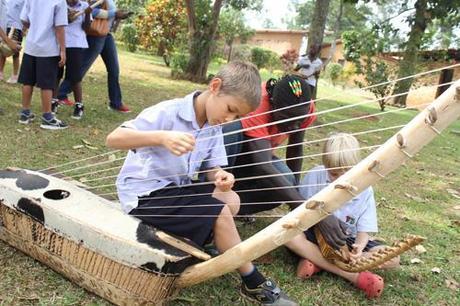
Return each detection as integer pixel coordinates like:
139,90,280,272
6,0,25,30
116,92,228,213
65,0,89,49
299,165,378,236
20,0,68,57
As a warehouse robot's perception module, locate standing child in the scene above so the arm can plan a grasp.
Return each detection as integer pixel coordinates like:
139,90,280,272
52,0,91,120
106,61,297,306
285,133,400,299
0,0,22,82
0,0,25,84
18,0,68,129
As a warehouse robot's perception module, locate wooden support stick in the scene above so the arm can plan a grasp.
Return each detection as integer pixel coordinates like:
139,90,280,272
175,79,460,288
156,232,211,261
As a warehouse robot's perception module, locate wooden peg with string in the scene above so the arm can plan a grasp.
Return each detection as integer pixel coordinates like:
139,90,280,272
424,107,442,135
368,160,385,178
396,133,413,158
334,182,359,197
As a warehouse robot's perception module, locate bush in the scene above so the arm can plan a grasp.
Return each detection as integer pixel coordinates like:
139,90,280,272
280,48,299,73
251,47,282,72
326,63,343,85
230,44,252,62
170,52,189,78
121,23,138,53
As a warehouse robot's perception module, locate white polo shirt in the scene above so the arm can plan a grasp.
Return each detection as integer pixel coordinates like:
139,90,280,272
297,56,323,87
299,165,378,236
66,1,89,49
7,0,25,30
20,0,68,57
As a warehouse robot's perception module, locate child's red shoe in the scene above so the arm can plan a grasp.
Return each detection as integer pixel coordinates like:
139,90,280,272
58,97,75,106
296,258,321,280
356,271,384,299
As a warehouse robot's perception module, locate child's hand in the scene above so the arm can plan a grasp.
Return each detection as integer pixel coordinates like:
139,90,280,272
349,243,364,263
6,40,21,53
59,49,66,67
214,170,235,192
162,131,195,156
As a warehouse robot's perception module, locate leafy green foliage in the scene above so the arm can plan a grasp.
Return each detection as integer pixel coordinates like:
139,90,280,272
250,47,281,71
121,23,138,53
326,63,343,85
135,0,187,66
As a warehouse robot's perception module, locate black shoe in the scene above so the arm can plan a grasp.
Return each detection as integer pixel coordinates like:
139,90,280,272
72,103,84,120
18,112,36,124
51,100,60,114
240,279,298,306
40,116,68,130
238,216,257,224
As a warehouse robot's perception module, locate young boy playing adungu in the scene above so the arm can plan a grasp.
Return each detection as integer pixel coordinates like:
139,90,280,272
106,61,298,306
18,0,68,129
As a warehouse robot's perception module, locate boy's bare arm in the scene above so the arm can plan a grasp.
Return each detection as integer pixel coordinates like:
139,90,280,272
55,26,66,67
106,127,195,155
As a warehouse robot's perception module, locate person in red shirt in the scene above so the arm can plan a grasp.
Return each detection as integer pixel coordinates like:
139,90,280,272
222,75,350,250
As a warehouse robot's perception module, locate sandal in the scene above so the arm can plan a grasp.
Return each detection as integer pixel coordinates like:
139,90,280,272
296,258,322,279
356,271,384,299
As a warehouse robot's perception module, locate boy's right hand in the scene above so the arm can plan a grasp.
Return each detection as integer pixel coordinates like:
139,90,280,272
59,49,66,67
162,132,195,156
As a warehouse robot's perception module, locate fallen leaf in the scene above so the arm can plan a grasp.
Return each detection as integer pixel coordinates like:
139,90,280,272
108,154,117,162
81,139,92,145
415,245,427,254
405,193,424,202
399,215,411,221
73,145,84,149
431,267,441,273
85,144,98,150
447,189,460,199
445,279,460,291
454,205,460,210
411,258,422,264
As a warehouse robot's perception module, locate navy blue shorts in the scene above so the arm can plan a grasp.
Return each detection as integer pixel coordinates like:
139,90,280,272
18,54,59,89
304,227,381,252
130,183,224,247
58,48,84,84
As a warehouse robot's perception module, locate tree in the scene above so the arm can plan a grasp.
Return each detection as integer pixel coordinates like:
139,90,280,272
218,8,254,62
306,0,331,52
392,0,460,106
184,0,261,82
135,0,187,66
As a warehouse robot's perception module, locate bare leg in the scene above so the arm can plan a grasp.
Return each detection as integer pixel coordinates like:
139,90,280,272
0,55,5,75
72,82,83,103
22,85,33,109
212,188,240,216
365,245,400,269
213,205,253,275
40,89,53,113
12,54,19,76
285,234,359,284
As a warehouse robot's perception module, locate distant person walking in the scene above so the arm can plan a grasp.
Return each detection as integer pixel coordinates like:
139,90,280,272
295,44,323,99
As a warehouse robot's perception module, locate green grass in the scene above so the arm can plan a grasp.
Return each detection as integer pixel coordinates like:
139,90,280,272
0,49,459,306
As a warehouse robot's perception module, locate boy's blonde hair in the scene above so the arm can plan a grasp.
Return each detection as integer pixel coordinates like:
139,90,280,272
214,61,261,109
322,133,361,171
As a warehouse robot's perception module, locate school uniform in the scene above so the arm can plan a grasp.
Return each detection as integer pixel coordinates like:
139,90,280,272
116,92,228,246
299,165,381,251
58,0,89,84
17,0,68,89
6,0,25,45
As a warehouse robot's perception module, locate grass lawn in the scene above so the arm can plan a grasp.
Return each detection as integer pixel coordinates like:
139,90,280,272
0,48,459,306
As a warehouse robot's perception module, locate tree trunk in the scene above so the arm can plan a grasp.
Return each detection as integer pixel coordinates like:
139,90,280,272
185,0,223,83
392,0,429,107
227,40,233,63
324,0,343,69
307,0,331,52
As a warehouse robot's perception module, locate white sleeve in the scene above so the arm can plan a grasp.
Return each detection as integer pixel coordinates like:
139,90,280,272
20,0,29,24
356,187,378,233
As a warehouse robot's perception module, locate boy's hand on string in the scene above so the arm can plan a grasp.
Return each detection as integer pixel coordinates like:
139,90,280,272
214,170,234,192
162,131,195,156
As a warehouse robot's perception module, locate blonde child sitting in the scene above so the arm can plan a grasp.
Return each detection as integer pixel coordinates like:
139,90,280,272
285,133,400,299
